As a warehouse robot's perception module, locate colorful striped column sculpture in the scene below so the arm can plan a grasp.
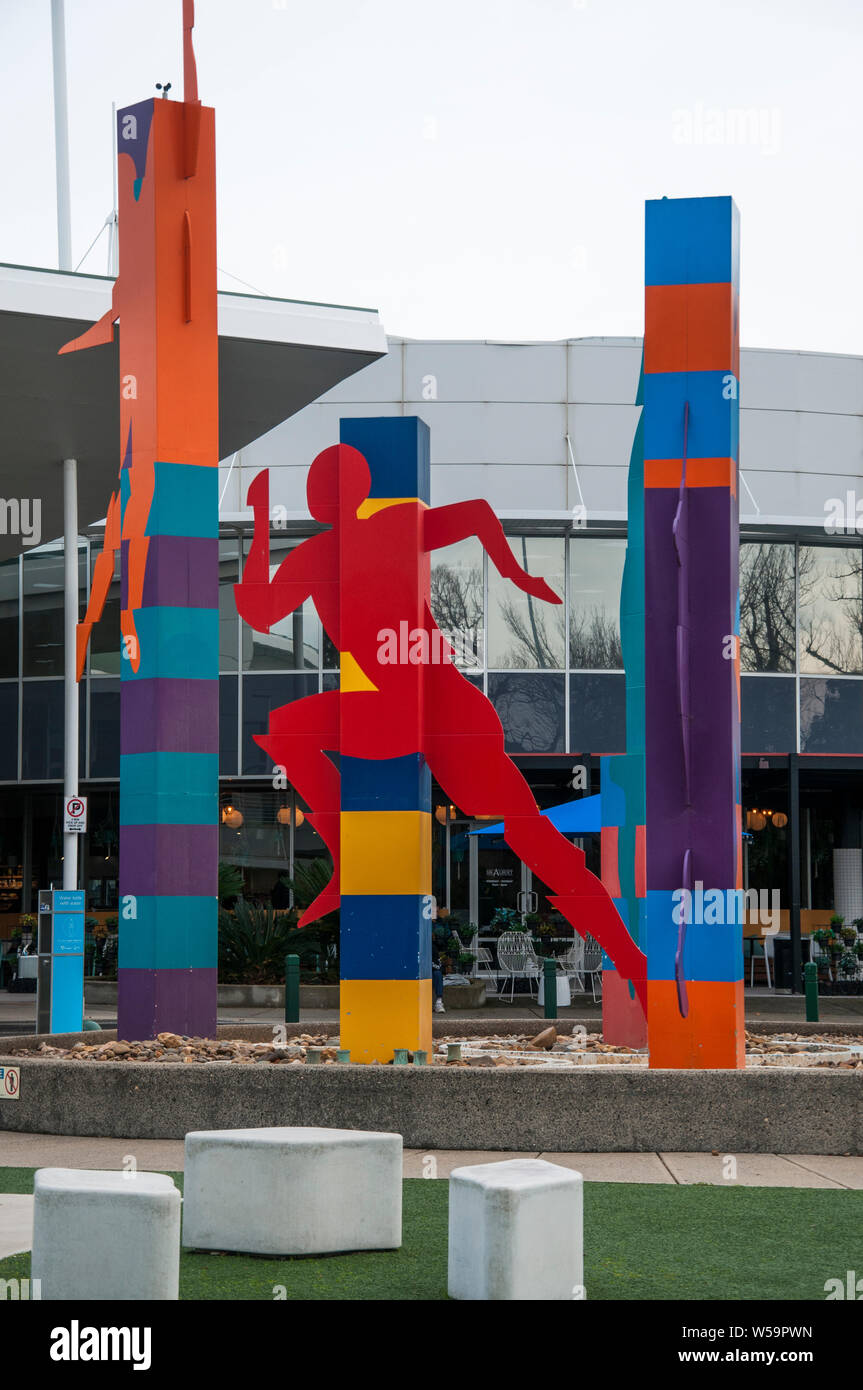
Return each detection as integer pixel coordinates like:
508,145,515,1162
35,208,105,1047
115,84,218,1040
337,418,433,1064
643,196,744,1068
61,8,219,1038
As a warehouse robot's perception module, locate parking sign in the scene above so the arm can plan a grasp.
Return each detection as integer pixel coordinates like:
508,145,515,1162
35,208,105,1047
64,796,88,833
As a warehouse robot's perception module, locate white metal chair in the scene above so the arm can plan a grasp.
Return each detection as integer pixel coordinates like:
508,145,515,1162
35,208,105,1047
496,930,542,1003
581,934,603,1003
557,934,585,994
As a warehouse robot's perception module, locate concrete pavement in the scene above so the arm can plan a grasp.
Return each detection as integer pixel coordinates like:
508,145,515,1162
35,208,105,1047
3,987,863,1033
2,1131,862,1186
3,1133,861,1259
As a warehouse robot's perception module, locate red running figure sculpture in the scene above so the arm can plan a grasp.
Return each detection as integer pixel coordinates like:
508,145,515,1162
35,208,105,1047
236,442,647,1009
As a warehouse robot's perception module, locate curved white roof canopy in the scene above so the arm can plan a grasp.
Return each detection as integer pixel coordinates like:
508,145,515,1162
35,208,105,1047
0,262,387,560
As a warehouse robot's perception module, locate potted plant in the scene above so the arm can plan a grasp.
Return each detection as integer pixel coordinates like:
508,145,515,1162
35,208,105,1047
838,950,860,993
841,924,858,946
490,907,525,935
19,913,36,950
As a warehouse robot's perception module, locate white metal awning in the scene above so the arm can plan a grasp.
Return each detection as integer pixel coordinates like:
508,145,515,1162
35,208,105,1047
0,262,387,560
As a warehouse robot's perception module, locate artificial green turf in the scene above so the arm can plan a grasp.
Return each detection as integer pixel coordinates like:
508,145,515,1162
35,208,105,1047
1,1168,860,1300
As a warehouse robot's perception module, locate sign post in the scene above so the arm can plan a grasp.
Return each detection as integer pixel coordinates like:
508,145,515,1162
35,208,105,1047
36,889,85,1034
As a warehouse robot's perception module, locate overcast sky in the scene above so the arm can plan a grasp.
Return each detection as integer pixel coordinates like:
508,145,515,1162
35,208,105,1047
2,0,861,354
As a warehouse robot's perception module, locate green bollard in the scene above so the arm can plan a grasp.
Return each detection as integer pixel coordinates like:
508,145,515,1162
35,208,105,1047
336,1049,351,1064
446,1043,462,1063
306,1047,322,1065
543,957,558,1020
413,1050,427,1066
393,1048,410,1065
804,960,819,1023
285,953,300,1024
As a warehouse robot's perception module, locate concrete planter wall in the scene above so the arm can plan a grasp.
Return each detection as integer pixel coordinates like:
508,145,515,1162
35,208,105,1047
442,982,487,1009
0,1049,859,1152
84,982,340,1009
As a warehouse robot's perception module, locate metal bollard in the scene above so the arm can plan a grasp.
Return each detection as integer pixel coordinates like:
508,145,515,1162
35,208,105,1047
285,953,300,1024
306,1047,322,1065
543,957,558,1020
413,1050,428,1066
337,1049,351,1064
804,960,819,1023
446,1043,462,1063
393,1048,410,1065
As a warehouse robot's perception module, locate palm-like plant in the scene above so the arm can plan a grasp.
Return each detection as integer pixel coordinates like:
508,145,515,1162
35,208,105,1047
217,858,340,983
217,900,297,983
218,861,244,905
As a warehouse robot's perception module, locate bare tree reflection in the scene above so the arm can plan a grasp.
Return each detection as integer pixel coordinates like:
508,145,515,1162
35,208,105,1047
799,547,863,674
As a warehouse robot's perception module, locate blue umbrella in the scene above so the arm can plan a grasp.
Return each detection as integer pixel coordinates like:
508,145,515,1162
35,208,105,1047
469,794,603,836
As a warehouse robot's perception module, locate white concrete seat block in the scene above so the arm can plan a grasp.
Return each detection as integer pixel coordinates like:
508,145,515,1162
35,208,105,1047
31,1168,181,1301
448,1158,583,1301
182,1126,402,1255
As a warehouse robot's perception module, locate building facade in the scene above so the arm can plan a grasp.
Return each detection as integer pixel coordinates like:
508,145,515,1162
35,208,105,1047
1,336,862,960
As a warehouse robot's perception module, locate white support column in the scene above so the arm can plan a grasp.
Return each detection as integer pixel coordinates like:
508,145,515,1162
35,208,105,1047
51,0,72,271
63,457,79,891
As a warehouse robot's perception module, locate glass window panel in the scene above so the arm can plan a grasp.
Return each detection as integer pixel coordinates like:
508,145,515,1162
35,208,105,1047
0,558,19,678
488,673,565,753
88,546,121,676
806,809,834,910
430,536,484,670
742,815,787,897
0,810,26,914
219,539,239,673
569,672,625,754
241,539,321,671
487,536,564,669
219,675,238,775
89,680,120,778
242,673,318,774
739,542,796,672
22,681,84,780
218,788,294,872
800,678,863,754
798,545,863,675
0,682,17,779
322,631,339,671
23,544,87,677
740,675,796,754
85,789,120,907
569,537,624,670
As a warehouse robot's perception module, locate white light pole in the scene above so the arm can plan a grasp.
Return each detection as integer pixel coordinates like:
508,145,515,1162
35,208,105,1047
53,0,80,891
51,0,72,272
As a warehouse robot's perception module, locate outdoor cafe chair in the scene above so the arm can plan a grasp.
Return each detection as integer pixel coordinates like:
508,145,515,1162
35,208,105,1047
557,934,585,994
496,930,542,1003
581,933,603,1003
